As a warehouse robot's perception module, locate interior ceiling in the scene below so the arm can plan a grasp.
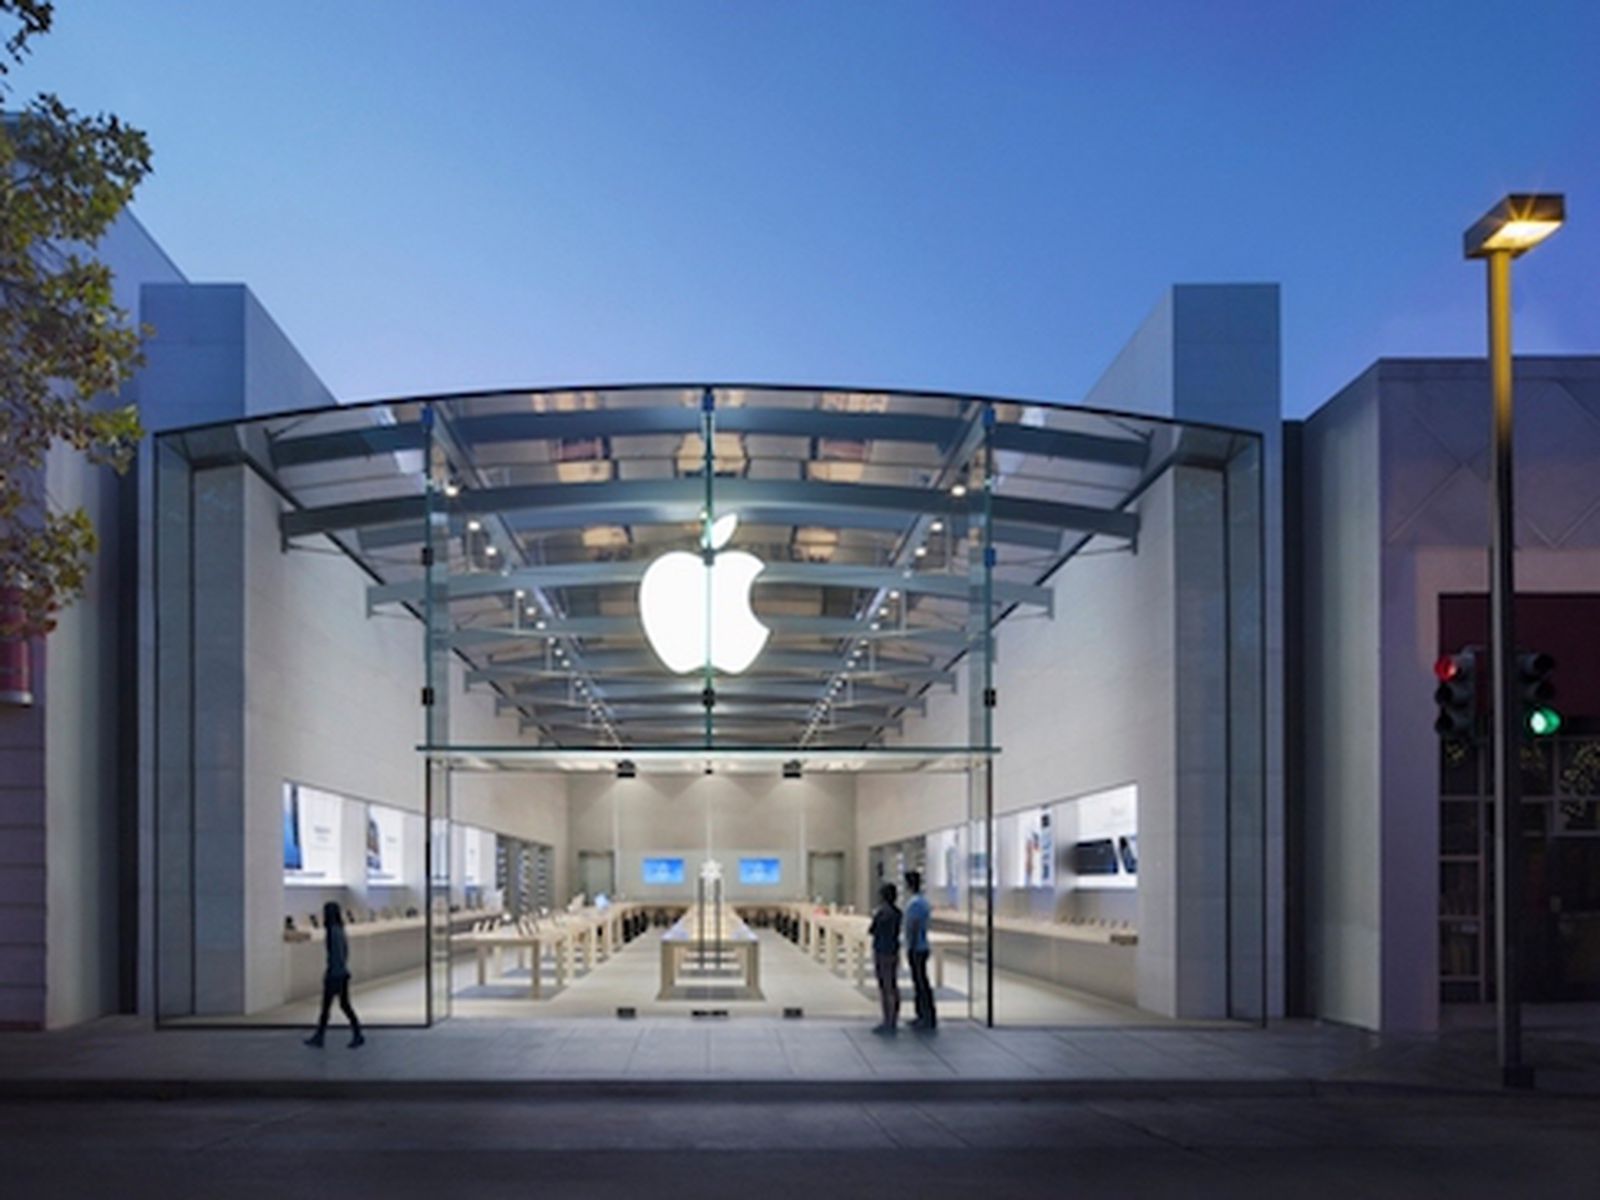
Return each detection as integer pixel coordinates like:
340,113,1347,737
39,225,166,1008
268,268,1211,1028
256,385,1164,752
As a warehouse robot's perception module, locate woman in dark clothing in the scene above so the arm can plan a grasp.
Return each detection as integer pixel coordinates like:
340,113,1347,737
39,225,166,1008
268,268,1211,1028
305,901,364,1048
869,882,902,1034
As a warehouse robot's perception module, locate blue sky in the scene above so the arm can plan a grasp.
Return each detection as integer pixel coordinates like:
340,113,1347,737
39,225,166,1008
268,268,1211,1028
18,0,1600,416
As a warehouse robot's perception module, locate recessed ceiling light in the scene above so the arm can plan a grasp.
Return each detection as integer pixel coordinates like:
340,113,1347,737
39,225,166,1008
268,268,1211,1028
914,546,927,558
930,520,943,533
951,484,967,498
467,519,482,532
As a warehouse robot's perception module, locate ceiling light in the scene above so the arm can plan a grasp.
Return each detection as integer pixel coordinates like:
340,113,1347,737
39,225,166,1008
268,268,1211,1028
888,590,900,599
443,480,461,498
467,519,482,532
535,618,547,629
951,484,967,498
914,546,927,558
485,545,499,558
930,520,943,533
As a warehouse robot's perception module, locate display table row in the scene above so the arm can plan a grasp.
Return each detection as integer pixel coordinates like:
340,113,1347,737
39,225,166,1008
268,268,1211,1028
930,909,1138,1004
282,910,484,1002
455,902,655,999
743,902,963,991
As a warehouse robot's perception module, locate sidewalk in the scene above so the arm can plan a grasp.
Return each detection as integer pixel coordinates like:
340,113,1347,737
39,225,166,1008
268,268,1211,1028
3,1012,1598,1099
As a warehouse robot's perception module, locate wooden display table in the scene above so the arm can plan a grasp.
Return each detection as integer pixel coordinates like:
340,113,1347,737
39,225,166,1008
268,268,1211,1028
657,909,762,1000
456,918,573,999
806,910,963,989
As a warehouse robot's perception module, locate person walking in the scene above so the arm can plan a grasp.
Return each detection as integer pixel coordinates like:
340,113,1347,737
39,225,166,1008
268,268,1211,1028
868,882,902,1034
305,901,365,1048
904,870,936,1031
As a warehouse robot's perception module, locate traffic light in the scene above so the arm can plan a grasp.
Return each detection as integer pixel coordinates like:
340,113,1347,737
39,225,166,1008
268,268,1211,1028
1518,652,1561,737
1434,650,1478,737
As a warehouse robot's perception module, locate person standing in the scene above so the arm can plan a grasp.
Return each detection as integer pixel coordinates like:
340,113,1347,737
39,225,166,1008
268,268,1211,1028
903,870,936,1031
305,901,365,1048
868,882,902,1034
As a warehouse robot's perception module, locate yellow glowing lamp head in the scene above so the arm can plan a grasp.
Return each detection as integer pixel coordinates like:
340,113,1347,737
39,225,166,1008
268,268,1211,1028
1464,193,1565,259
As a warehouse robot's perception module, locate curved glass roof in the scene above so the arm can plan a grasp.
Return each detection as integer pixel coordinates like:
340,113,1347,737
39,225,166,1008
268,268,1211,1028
158,384,1259,752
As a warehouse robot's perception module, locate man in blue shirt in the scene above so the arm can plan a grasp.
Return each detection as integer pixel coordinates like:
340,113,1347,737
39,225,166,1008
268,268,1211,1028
903,870,936,1031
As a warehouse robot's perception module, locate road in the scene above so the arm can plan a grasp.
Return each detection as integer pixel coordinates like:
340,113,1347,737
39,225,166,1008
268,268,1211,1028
3,1092,1598,1198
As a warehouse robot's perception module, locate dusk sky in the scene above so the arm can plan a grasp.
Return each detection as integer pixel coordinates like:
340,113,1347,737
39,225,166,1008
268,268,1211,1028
19,0,1600,416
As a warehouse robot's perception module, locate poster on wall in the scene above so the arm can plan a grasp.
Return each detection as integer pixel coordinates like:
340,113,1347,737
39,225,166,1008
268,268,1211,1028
284,783,344,885
366,804,406,884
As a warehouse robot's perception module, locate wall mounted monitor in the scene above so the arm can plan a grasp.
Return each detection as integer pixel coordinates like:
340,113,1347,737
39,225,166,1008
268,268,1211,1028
283,783,345,885
739,857,782,886
366,804,407,884
1057,784,1137,891
641,856,685,886
283,788,303,871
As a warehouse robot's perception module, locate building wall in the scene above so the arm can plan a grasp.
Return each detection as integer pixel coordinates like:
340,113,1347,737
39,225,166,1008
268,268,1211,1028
1302,357,1600,1032
0,214,184,1030
140,282,570,1017
1086,283,1285,1017
568,772,854,905
1301,368,1383,1030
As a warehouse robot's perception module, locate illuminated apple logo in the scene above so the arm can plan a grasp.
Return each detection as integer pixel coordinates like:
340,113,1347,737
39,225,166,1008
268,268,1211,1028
639,513,769,674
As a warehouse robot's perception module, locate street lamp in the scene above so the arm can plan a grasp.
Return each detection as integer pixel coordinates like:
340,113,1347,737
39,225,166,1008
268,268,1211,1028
1463,192,1564,1089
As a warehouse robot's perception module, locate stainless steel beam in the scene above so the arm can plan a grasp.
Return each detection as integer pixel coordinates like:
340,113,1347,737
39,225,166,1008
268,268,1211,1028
369,560,1051,611
292,476,1137,547
271,402,1147,471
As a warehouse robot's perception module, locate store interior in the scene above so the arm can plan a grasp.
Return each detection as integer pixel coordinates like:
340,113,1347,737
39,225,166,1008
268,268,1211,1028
152,386,1266,1029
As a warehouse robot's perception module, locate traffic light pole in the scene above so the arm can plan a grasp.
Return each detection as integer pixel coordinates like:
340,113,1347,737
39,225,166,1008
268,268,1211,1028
1487,248,1532,1089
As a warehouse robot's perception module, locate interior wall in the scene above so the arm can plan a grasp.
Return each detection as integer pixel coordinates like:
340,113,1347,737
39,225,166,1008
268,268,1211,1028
857,471,1202,1015
235,467,565,1011
567,772,855,905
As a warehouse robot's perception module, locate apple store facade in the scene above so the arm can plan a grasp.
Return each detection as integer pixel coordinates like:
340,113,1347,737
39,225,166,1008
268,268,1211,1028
147,383,1267,1029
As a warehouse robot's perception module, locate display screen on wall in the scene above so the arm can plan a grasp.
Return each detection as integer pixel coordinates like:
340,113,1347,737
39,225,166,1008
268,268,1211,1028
461,826,495,888
642,857,685,885
283,783,344,885
925,827,961,890
1015,808,1054,888
739,857,781,885
1059,784,1137,891
283,788,303,871
366,804,406,884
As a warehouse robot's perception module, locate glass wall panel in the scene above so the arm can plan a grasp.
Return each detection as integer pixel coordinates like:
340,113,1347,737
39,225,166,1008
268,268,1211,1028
151,386,1262,1029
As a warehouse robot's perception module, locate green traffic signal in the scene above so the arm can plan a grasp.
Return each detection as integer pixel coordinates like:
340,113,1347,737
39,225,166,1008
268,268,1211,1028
1527,706,1562,737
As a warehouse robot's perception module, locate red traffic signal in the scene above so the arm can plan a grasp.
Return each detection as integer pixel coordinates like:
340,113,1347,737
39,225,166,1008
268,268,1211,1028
1434,649,1478,737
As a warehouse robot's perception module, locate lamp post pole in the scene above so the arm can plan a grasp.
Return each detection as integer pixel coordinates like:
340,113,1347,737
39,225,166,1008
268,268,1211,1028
1464,192,1563,1089
1484,245,1530,1089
